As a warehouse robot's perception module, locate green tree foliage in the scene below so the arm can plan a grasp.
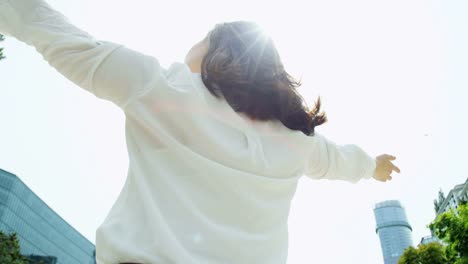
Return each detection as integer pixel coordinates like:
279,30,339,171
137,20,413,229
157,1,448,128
0,231,27,264
418,242,448,263
0,231,49,264
0,34,5,60
398,246,419,264
398,243,447,264
429,202,468,264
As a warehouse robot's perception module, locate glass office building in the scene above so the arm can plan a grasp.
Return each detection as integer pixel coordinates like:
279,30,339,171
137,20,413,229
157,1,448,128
436,178,468,216
0,168,95,264
374,200,413,264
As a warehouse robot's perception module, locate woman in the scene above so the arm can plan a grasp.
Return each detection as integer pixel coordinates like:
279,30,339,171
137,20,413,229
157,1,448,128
0,0,400,263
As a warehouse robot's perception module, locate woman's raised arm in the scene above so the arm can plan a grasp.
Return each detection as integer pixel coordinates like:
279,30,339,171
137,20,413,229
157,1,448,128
0,0,167,108
304,132,377,184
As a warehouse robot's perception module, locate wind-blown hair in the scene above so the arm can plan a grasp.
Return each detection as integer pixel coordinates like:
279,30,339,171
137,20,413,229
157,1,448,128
200,21,327,136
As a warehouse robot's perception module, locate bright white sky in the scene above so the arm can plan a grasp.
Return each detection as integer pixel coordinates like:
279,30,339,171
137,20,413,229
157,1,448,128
1,0,467,263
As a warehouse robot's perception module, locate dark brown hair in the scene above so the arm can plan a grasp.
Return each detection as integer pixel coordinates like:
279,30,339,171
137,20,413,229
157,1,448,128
200,21,327,136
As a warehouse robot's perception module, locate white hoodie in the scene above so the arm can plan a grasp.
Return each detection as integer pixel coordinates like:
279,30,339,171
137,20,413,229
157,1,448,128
0,1,376,263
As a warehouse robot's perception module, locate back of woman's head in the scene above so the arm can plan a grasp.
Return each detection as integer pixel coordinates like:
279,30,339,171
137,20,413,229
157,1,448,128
201,21,327,136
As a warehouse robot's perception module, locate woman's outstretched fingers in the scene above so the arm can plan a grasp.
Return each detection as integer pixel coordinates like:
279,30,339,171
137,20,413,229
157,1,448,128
383,154,396,160
374,154,400,182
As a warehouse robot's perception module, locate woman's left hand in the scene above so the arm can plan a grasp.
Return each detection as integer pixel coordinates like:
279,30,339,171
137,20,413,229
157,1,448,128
372,154,400,182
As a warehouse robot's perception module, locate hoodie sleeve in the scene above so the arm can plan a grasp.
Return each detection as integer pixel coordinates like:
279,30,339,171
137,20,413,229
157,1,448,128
304,132,376,184
0,0,167,108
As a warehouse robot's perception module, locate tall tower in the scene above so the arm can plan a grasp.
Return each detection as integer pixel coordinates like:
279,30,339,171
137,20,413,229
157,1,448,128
374,200,413,264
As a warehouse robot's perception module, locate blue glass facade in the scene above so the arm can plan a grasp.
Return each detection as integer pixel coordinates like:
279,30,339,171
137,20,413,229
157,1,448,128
0,168,95,264
374,200,413,264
